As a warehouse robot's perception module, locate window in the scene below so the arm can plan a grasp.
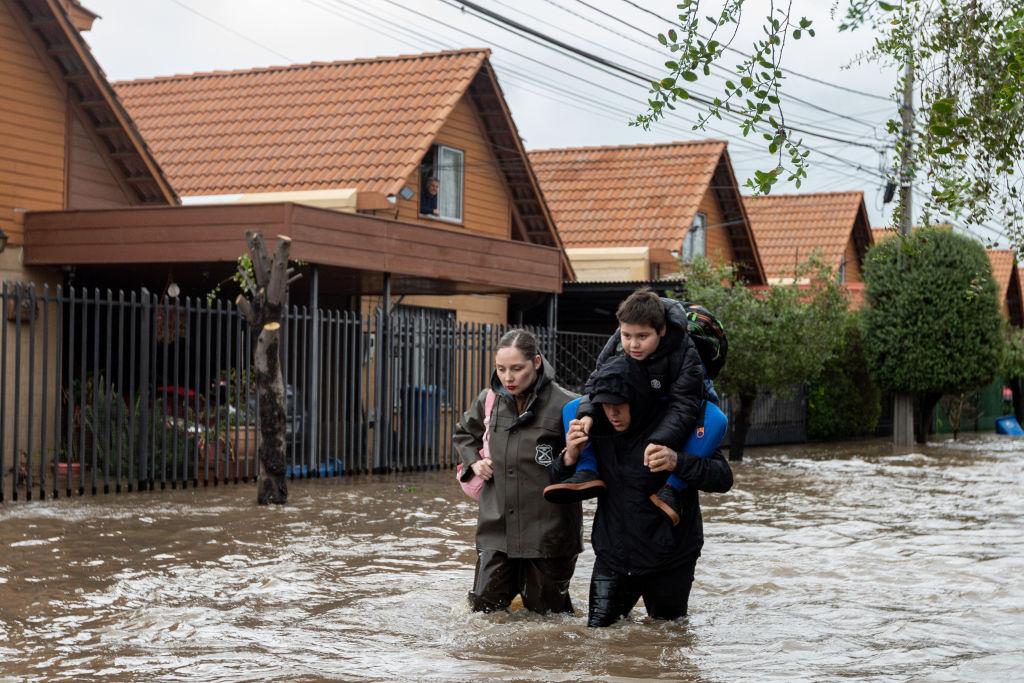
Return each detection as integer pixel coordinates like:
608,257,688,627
419,144,464,223
682,212,707,263
838,256,846,284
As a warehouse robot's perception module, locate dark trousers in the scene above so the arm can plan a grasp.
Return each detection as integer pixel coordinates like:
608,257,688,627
587,555,698,627
468,549,577,615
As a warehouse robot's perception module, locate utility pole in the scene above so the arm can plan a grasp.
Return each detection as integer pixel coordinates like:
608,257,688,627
893,58,915,448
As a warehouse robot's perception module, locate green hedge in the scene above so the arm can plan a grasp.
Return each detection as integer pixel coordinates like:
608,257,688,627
807,312,881,440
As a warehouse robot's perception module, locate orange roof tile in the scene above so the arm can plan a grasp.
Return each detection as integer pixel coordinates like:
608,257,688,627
744,192,870,281
872,227,897,243
114,49,490,197
528,141,726,251
987,248,1019,301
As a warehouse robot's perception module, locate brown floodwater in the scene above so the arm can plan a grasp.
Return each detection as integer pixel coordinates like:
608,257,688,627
1,434,1022,682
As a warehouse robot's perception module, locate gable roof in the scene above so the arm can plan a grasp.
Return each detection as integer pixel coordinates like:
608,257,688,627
115,49,488,197
114,49,568,270
529,140,764,284
10,0,177,205
743,191,872,281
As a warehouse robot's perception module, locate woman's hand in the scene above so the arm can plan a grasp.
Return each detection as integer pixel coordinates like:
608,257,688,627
563,422,590,467
644,444,678,472
471,457,494,480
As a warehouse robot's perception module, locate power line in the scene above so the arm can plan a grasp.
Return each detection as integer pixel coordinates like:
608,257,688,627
164,0,889,199
165,0,294,62
309,0,767,155
447,0,886,152
566,0,887,133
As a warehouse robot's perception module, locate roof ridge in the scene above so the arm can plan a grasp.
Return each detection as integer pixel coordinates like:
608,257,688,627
114,48,490,87
745,190,864,201
528,139,728,155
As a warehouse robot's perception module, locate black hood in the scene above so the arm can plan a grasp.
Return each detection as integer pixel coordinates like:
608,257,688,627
588,354,659,437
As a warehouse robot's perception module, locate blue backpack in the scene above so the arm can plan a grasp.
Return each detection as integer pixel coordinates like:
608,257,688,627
684,400,728,458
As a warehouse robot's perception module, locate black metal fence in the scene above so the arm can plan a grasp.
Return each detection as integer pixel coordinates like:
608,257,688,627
720,386,807,447
0,283,807,502
0,284,611,502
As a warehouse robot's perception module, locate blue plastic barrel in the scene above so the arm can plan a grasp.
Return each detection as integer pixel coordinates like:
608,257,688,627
995,415,1024,436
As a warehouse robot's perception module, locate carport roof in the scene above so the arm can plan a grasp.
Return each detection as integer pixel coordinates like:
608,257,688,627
22,202,564,295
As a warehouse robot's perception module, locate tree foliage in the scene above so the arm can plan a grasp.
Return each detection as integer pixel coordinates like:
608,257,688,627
807,311,882,441
1001,325,1024,379
638,1,1024,239
678,255,846,457
862,227,1003,400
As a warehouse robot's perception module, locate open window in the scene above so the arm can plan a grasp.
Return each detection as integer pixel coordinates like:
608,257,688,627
682,212,707,263
419,143,464,223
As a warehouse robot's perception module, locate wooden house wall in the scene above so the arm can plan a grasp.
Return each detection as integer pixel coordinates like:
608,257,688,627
843,237,863,283
67,111,135,209
395,94,512,239
0,0,67,245
697,185,735,265
392,92,514,322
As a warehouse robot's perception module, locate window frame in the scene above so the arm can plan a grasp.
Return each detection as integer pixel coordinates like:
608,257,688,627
682,212,708,263
419,143,465,225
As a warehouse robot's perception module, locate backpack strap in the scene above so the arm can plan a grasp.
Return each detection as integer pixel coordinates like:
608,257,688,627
481,389,497,458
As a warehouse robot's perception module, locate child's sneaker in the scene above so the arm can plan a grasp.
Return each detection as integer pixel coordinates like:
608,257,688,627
650,485,681,526
543,470,606,503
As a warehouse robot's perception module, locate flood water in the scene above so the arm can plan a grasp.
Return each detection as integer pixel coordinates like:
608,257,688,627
1,434,1022,682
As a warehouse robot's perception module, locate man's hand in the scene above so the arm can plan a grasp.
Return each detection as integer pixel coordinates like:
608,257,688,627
471,457,494,480
578,415,594,435
563,424,590,466
645,444,678,472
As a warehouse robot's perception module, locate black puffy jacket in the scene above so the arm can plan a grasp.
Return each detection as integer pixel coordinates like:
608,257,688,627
578,297,705,448
555,355,732,575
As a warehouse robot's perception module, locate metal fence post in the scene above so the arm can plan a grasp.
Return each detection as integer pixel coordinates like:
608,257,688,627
138,289,151,489
308,265,320,469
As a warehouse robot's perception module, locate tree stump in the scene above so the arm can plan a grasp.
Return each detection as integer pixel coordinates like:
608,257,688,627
235,231,299,505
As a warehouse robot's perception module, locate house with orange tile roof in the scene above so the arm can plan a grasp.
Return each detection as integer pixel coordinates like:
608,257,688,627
985,249,1024,327
1,0,178,472
90,48,568,324
2,0,176,283
743,191,873,285
530,141,765,285
743,191,873,307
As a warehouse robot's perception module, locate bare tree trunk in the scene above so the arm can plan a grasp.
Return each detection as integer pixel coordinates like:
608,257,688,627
235,231,299,505
254,323,287,504
729,390,756,462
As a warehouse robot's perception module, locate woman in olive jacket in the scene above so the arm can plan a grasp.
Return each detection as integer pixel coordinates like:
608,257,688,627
453,329,582,614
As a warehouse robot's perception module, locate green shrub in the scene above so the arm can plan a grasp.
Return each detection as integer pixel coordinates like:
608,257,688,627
679,255,846,458
807,312,881,440
862,228,1003,440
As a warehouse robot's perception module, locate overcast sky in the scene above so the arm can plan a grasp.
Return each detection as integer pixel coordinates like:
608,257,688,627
78,0,1003,245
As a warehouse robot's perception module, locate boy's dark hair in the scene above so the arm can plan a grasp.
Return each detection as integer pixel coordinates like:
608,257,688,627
497,328,540,359
616,288,666,331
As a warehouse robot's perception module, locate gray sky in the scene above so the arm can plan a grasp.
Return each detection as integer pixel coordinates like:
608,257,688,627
79,0,1003,245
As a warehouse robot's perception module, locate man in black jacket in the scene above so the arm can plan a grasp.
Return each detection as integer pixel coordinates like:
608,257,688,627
544,290,706,524
551,354,733,627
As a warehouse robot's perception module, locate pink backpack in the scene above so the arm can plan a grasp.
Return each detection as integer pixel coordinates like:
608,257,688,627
456,389,496,501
